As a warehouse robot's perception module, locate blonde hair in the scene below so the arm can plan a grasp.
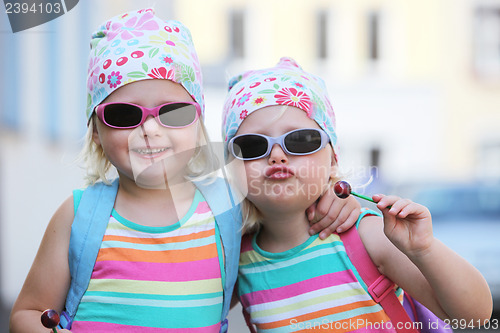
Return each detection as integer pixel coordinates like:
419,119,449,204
79,115,218,186
240,199,263,235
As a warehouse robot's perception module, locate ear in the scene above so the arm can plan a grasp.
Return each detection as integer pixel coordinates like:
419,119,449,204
329,152,338,180
91,118,101,147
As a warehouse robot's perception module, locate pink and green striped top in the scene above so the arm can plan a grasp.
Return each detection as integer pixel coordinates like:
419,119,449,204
238,227,403,332
71,189,224,332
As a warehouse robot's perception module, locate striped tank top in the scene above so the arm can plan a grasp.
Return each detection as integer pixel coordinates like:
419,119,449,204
238,229,403,332
71,189,224,332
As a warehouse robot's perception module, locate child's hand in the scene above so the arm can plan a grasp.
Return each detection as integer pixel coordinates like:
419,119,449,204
307,186,361,239
373,194,434,257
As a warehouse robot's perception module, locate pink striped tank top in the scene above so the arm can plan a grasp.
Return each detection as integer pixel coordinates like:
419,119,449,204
238,231,403,332
71,189,224,332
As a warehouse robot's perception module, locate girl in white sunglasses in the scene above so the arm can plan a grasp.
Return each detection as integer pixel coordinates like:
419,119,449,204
222,57,492,332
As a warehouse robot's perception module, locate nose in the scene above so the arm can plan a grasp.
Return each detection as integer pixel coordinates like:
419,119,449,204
140,115,161,136
268,143,288,164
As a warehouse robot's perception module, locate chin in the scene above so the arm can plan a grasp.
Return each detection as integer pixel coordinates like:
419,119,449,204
134,174,169,189
133,161,187,189
249,188,316,211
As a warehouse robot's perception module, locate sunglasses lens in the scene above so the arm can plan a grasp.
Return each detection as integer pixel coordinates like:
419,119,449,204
285,129,323,153
158,103,198,127
103,103,142,128
232,135,269,159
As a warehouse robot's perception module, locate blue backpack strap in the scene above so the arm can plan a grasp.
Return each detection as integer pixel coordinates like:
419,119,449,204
59,179,119,329
194,177,242,333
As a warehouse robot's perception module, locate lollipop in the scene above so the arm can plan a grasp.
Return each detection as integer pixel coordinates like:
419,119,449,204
41,309,59,333
334,181,376,203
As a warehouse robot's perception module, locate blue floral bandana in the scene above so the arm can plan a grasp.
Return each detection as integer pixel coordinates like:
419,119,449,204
86,8,204,121
222,57,337,156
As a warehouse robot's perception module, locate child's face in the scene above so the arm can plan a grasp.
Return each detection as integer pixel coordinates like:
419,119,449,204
93,79,201,188
229,106,336,216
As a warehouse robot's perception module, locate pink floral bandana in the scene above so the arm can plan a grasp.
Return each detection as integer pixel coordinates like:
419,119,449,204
222,57,337,155
86,8,204,121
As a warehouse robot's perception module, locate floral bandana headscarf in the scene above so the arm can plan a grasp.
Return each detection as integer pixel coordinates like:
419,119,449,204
86,8,204,121
222,57,337,157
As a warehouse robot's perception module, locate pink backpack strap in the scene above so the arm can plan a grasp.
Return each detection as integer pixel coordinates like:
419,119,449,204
340,225,420,333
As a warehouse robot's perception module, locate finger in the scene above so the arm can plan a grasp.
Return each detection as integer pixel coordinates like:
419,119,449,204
314,190,336,221
306,204,317,222
309,221,322,236
336,207,361,233
308,206,329,235
397,202,428,219
375,195,401,210
316,202,359,238
319,205,362,238
387,198,413,216
316,197,342,225
372,193,385,203
310,202,343,237
330,204,356,230
308,205,341,236
319,223,337,240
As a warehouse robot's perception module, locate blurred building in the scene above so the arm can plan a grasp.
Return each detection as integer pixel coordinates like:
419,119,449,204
183,0,500,184
1,0,499,328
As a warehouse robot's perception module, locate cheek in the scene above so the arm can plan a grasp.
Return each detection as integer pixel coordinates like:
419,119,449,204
244,161,263,181
100,128,129,151
174,125,201,151
297,156,332,183
226,158,250,197
228,159,264,195
244,162,267,196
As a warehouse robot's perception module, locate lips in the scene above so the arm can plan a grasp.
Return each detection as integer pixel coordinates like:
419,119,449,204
130,146,170,158
265,165,295,180
133,147,168,154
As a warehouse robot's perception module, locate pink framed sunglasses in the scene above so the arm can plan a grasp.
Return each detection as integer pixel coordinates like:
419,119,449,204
95,101,201,129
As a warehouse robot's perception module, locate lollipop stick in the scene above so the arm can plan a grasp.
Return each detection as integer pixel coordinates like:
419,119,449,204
350,191,375,203
334,181,392,209
352,191,392,209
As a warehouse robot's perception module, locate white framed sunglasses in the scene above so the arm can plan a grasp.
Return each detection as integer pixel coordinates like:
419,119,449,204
229,128,330,161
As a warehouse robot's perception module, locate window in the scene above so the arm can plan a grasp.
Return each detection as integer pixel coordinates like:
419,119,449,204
45,19,60,141
317,11,329,59
0,23,20,130
473,6,500,80
230,10,245,59
368,12,380,61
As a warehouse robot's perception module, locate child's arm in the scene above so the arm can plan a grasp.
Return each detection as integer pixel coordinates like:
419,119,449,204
307,186,361,239
230,282,240,309
9,196,74,333
358,195,492,324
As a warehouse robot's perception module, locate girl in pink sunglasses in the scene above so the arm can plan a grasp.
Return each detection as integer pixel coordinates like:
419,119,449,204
10,9,360,333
